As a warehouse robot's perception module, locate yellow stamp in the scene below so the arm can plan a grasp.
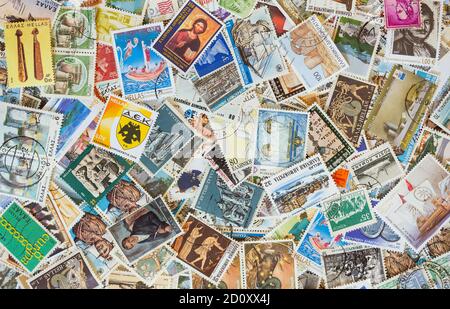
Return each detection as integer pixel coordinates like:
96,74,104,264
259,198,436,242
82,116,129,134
4,19,55,87
93,95,158,162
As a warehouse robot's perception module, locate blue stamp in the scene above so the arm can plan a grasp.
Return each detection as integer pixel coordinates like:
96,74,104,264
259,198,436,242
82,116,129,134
194,31,234,77
193,169,264,228
112,23,175,100
254,109,308,175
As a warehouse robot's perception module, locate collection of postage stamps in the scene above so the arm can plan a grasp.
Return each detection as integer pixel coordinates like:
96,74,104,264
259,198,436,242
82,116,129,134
0,0,449,291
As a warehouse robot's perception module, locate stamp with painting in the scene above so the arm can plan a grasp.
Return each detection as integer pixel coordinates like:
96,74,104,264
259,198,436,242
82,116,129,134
384,0,422,29
408,127,450,171
306,0,356,17
96,6,144,44
95,43,119,83
0,0,60,26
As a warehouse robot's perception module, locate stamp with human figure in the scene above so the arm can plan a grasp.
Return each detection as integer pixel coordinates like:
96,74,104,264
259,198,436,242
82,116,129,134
93,95,158,162
4,20,55,87
152,0,223,73
384,0,422,29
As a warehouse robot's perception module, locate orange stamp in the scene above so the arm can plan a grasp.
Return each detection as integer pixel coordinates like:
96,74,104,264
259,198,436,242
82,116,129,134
332,168,350,188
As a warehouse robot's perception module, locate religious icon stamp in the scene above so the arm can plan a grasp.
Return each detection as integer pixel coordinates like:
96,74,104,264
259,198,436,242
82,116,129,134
152,0,223,73
0,201,58,273
93,95,158,162
384,0,422,29
4,20,55,87
112,23,175,101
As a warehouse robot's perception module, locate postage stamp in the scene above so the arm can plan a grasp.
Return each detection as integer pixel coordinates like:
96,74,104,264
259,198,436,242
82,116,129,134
96,6,144,44
253,108,309,176
265,206,318,241
306,0,355,17
218,0,257,18
385,0,442,66
192,168,264,228
109,196,181,264
350,142,405,190
383,0,422,29
430,92,450,135
93,95,158,162
144,0,179,23
4,20,54,87
408,127,450,171
95,43,119,83
241,240,297,289
426,252,450,288
53,7,96,51
152,0,223,73
0,201,58,273
106,0,147,15
61,144,134,206
255,0,296,37
376,267,432,289
0,0,60,26
27,250,100,289
112,23,175,101
262,154,339,217
48,182,83,230
171,214,239,283
325,75,377,146
334,17,381,80
307,104,355,172
322,189,377,236
376,154,450,251
322,245,386,288
0,103,62,203
279,15,348,90
130,165,174,198
268,62,306,102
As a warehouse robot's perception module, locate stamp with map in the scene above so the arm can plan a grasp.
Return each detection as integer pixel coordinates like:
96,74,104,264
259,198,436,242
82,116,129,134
152,0,223,73
4,20,55,87
93,95,158,162
384,0,422,29
0,201,58,273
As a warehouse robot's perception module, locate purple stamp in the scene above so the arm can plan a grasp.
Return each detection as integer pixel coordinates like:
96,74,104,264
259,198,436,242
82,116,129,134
384,0,422,29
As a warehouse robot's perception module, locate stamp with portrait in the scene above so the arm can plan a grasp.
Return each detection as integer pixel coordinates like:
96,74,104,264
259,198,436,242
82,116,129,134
109,196,182,264
408,127,450,171
171,214,239,284
152,0,223,73
0,0,60,27
0,201,59,273
95,43,119,83
96,6,144,44
384,0,422,29
306,0,356,17
4,20,55,87
93,95,158,162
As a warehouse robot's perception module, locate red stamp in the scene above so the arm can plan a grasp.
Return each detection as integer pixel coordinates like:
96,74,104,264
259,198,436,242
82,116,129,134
95,42,119,83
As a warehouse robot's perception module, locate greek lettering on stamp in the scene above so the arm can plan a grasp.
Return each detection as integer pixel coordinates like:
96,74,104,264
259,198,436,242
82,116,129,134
383,0,422,29
306,0,356,17
0,0,60,27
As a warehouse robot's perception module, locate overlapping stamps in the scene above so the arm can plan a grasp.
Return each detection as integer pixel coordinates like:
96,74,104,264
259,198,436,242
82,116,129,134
0,0,60,27
383,0,422,29
307,0,356,17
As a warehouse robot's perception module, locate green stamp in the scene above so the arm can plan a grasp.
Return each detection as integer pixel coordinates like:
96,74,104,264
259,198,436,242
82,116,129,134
219,0,257,18
0,202,58,273
53,7,96,50
322,189,376,236
61,144,134,207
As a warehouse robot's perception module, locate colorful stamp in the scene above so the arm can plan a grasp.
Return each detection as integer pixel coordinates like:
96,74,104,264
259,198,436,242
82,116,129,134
152,0,223,73
0,103,62,203
430,92,450,135
171,214,239,283
96,6,143,44
106,0,147,15
254,108,309,176
27,251,100,289
383,247,428,279
218,0,257,18
384,0,422,29
376,154,450,251
268,62,306,102
93,95,158,162
262,154,339,217
4,20,54,87
61,144,134,206
112,23,175,100
0,0,60,26
241,240,297,289
322,189,377,236
144,0,179,23
306,0,356,17
279,15,348,90
0,201,58,273
307,104,355,172
95,43,119,83
255,0,296,37
109,196,182,264
130,165,175,198
409,127,450,171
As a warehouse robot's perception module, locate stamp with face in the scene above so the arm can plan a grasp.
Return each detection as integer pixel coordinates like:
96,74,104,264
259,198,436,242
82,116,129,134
307,0,356,17
376,154,450,251
254,108,309,176
140,103,194,174
106,0,147,15
262,154,339,217
152,0,223,73
384,0,422,29
430,92,450,135
193,168,264,228
322,189,377,236
307,104,355,172
53,7,96,51
0,103,62,203
386,0,442,66
218,0,257,18
4,20,55,87
225,7,287,86
350,143,405,190
334,17,381,81
61,144,134,207
322,245,386,288
365,65,437,153
0,201,58,273
112,23,175,101
326,75,376,146
96,6,144,44
171,214,239,283
27,251,100,289
109,196,182,264
241,240,297,289
279,15,348,90
268,62,306,102
409,128,450,171
0,0,60,26
95,43,119,83
144,0,179,23
93,95,158,162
